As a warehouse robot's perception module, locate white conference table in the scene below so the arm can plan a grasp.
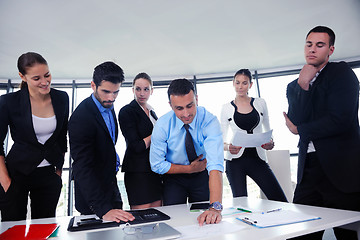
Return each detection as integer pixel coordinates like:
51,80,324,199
1,197,360,240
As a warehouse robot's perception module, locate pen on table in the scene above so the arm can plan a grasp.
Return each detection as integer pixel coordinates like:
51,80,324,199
237,208,252,213
262,208,282,214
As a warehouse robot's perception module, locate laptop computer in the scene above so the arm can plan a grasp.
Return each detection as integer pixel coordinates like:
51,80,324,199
86,222,181,240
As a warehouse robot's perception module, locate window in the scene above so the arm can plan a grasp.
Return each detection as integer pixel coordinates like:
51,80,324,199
197,80,258,119
257,74,300,184
257,74,299,154
1,63,359,216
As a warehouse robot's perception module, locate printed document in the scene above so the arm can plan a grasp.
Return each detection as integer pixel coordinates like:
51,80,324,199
232,130,272,147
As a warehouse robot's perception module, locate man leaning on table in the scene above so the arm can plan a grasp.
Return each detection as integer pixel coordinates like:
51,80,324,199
150,79,224,226
284,26,360,240
69,62,134,223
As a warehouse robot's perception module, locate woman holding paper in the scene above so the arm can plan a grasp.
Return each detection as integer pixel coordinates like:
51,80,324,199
220,69,287,201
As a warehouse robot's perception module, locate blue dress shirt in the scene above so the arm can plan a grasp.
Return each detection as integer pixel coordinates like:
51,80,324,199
150,106,224,175
91,94,120,171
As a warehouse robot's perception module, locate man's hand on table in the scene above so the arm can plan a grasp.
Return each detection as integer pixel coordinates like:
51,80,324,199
197,208,222,226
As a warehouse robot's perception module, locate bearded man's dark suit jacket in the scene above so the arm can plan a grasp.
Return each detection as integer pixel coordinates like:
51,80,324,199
69,95,122,218
286,61,360,194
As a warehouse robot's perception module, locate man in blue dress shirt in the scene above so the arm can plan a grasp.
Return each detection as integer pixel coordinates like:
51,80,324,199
150,79,224,225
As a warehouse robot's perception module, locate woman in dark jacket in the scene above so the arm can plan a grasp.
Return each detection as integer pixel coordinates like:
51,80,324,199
119,72,162,209
0,52,69,221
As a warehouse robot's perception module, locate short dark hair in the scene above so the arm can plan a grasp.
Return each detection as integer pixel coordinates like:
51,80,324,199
93,61,124,87
307,26,335,46
234,69,252,83
133,72,152,87
17,52,48,89
167,78,194,101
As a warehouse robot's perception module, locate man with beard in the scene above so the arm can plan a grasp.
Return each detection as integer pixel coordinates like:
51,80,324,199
69,62,134,223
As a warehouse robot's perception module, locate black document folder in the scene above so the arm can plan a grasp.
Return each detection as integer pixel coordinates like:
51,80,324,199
67,208,171,232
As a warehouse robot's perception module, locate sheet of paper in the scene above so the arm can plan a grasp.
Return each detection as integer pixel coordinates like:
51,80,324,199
237,209,320,228
231,130,273,147
174,220,246,239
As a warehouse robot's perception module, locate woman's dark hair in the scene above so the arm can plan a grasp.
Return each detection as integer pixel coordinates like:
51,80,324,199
167,78,194,101
17,52,48,89
133,72,152,87
234,69,252,83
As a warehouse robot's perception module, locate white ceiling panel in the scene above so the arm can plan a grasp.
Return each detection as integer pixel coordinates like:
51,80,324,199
1,0,359,80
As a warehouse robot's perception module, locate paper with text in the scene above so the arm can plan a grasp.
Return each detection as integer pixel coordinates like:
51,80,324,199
174,220,245,239
231,130,272,147
237,209,320,228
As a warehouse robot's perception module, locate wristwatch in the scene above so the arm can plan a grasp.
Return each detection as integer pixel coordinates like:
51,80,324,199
209,201,223,211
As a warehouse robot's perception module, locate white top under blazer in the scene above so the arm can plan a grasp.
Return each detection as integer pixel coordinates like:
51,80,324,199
220,98,271,162
32,114,57,167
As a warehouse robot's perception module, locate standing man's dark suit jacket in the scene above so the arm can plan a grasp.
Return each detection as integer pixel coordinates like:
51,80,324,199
69,95,122,218
286,61,360,193
119,99,157,172
0,87,69,176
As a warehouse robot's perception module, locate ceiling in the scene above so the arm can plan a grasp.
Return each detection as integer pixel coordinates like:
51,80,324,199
1,0,360,81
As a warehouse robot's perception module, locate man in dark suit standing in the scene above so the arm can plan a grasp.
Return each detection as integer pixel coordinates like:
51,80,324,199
69,62,134,223
284,26,360,240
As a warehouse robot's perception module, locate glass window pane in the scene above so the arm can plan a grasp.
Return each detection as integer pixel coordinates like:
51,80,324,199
147,87,172,118
3,87,20,154
55,88,73,170
197,80,258,119
258,74,299,154
75,87,93,107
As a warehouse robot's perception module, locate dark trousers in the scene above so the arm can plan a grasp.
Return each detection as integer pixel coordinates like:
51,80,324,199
226,155,287,202
162,170,209,206
289,152,360,240
0,166,62,221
